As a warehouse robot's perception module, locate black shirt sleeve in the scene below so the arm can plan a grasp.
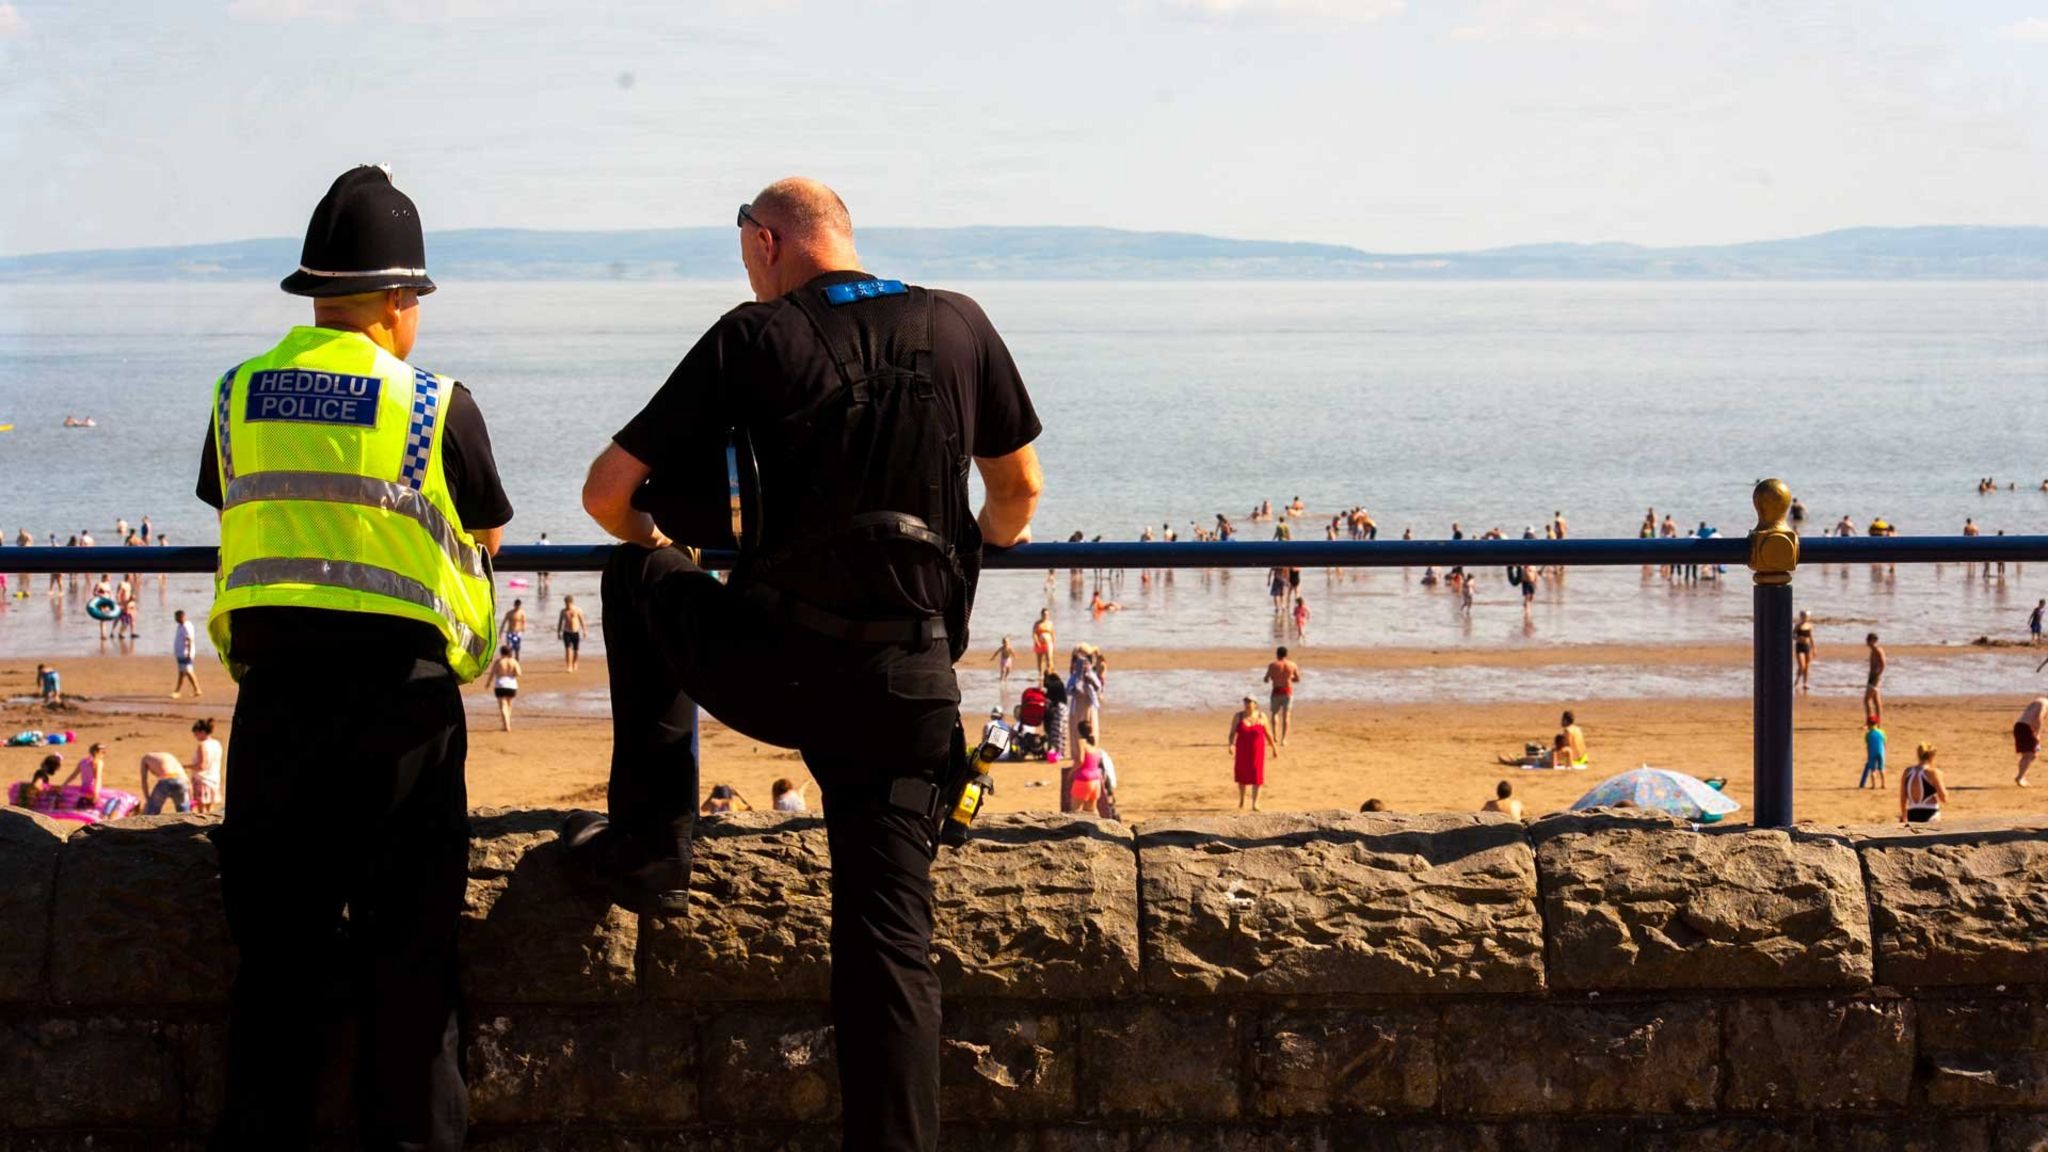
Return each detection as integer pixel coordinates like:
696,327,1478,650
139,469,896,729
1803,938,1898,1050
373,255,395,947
192,383,513,531
613,305,765,471
196,422,222,509
438,383,514,531
936,291,1040,459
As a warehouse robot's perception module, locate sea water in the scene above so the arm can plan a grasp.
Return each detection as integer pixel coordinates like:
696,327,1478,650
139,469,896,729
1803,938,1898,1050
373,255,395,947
3,280,2046,701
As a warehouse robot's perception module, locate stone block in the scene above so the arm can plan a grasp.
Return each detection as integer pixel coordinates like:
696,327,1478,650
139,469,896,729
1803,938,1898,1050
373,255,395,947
467,1008,694,1126
1811,1116,1990,1152
0,1016,177,1127
1915,998,2048,1108
642,813,834,1002
940,1011,1077,1122
1997,1114,2048,1152
48,816,232,1006
0,810,66,1003
948,1129,1131,1152
1138,812,1543,996
700,1007,839,1124
170,1014,230,1129
1084,1006,1239,1122
932,814,1139,1001
1125,1128,1327,1152
1856,820,2048,987
1441,1001,1720,1116
1534,813,1870,991
464,810,637,1002
1249,1008,1438,1117
1722,998,1912,1110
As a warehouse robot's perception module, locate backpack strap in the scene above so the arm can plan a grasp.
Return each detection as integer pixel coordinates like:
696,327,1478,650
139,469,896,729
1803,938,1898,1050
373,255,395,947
787,279,934,403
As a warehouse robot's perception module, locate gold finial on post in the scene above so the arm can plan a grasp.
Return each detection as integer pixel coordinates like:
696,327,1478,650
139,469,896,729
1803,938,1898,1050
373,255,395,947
1749,478,1798,585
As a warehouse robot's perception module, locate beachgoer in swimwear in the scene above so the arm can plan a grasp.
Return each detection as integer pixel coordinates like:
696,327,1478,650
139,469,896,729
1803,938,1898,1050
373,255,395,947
190,719,224,815
2015,697,2047,786
1032,609,1055,678
1263,646,1300,746
557,596,585,673
60,743,106,804
771,777,810,812
1560,711,1587,767
1864,633,1886,722
993,636,1015,683
1793,610,1815,695
501,599,527,658
1901,743,1947,824
699,783,753,815
1481,779,1524,821
488,645,521,732
1861,716,1886,789
1292,596,1308,641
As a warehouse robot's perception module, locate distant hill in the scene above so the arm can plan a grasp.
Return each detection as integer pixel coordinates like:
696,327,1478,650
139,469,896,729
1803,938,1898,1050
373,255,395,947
4,225,2045,282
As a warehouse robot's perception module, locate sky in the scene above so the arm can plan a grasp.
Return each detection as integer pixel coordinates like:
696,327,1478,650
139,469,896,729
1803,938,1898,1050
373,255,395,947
2,0,2046,256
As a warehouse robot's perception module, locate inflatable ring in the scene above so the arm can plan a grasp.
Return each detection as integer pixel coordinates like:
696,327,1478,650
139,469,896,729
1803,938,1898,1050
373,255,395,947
86,596,118,621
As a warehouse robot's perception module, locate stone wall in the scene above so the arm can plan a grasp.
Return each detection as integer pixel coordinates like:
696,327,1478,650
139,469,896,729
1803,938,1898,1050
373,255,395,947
4,806,2048,1150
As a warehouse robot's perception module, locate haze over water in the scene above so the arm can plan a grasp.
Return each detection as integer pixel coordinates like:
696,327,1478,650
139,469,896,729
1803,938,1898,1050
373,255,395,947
4,280,2047,702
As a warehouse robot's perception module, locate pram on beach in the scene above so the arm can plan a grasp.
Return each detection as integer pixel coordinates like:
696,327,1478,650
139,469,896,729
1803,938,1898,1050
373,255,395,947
1008,686,1051,761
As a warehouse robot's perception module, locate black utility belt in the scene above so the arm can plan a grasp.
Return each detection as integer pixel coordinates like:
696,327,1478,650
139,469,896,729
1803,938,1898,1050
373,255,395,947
743,584,946,650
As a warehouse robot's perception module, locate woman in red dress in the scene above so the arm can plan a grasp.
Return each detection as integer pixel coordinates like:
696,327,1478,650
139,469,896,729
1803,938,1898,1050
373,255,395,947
1228,695,1278,811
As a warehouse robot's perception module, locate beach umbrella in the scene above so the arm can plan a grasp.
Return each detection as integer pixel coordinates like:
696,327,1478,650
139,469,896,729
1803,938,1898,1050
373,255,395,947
1571,767,1741,820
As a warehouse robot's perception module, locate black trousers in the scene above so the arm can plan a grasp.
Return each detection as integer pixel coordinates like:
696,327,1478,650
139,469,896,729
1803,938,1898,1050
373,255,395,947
603,544,957,1152
212,654,470,1152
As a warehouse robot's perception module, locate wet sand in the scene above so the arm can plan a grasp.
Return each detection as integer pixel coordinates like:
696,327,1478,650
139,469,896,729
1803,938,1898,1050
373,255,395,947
6,651,2043,828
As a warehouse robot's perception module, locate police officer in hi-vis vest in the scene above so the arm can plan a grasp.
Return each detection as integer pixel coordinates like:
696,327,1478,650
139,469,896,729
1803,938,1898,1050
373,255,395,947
197,165,512,1151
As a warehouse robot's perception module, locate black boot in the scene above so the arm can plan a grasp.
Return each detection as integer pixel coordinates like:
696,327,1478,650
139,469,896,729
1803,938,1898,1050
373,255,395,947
559,810,691,916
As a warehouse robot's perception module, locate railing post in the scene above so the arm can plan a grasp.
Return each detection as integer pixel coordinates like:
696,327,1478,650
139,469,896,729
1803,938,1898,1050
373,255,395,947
1748,479,1800,827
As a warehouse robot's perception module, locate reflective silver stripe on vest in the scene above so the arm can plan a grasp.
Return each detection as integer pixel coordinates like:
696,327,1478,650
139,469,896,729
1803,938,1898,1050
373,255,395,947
224,556,489,665
222,471,487,580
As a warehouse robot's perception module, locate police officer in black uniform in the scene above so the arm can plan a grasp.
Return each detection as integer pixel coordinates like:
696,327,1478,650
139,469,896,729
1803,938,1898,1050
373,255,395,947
196,168,514,1151
568,177,1043,1152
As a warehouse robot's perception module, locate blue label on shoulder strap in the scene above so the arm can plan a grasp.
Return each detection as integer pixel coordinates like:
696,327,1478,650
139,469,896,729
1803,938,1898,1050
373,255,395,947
821,278,908,306
243,369,382,427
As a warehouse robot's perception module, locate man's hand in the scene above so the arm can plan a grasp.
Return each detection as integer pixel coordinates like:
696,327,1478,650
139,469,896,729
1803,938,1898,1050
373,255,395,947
974,444,1043,549
582,443,671,549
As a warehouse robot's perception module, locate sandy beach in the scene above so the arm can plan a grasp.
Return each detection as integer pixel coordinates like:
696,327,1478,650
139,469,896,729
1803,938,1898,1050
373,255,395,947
9,647,2043,828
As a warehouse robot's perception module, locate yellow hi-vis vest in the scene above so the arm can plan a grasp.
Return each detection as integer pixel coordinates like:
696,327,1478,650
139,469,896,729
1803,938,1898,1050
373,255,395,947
208,326,496,682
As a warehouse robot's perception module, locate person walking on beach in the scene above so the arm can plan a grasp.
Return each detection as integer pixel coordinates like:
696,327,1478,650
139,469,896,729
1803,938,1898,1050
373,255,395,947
1901,743,1948,824
1229,695,1278,811
1861,716,1887,790
501,598,527,658
170,609,202,698
558,595,585,673
1793,610,1815,695
1864,633,1887,721
1264,646,1300,746
198,166,510,1150
1292,595,1309,641
488,644,521,732
114,575,138,640
1268,567,1288,615
992,635,1015,684
1033,609,1055,678
2015,697,2047,786
2030,600,2044,645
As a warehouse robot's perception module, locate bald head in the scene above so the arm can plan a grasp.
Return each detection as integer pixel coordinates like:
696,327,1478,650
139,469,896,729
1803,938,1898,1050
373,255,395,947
738,177,863,300
751,178,854,244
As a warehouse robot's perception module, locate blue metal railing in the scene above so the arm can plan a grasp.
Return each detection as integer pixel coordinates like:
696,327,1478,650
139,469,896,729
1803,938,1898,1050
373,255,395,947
16,502,2048,829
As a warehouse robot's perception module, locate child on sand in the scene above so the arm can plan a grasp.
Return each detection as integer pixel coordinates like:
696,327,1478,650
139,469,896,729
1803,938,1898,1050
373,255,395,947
1861,716,1887,790
1480,779,1524,821
992,636,1014,683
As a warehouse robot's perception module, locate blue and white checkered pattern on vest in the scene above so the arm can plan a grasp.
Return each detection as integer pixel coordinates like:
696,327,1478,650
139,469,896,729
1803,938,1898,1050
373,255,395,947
399,368,441,490
214,365,241,484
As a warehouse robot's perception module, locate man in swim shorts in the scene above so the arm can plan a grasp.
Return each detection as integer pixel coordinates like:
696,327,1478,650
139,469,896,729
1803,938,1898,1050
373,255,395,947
172,608,202,698
1864,633,1887,722
1263,646,1301,746
2015,696,2046,786
501,598,527,658
558,595,586,673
